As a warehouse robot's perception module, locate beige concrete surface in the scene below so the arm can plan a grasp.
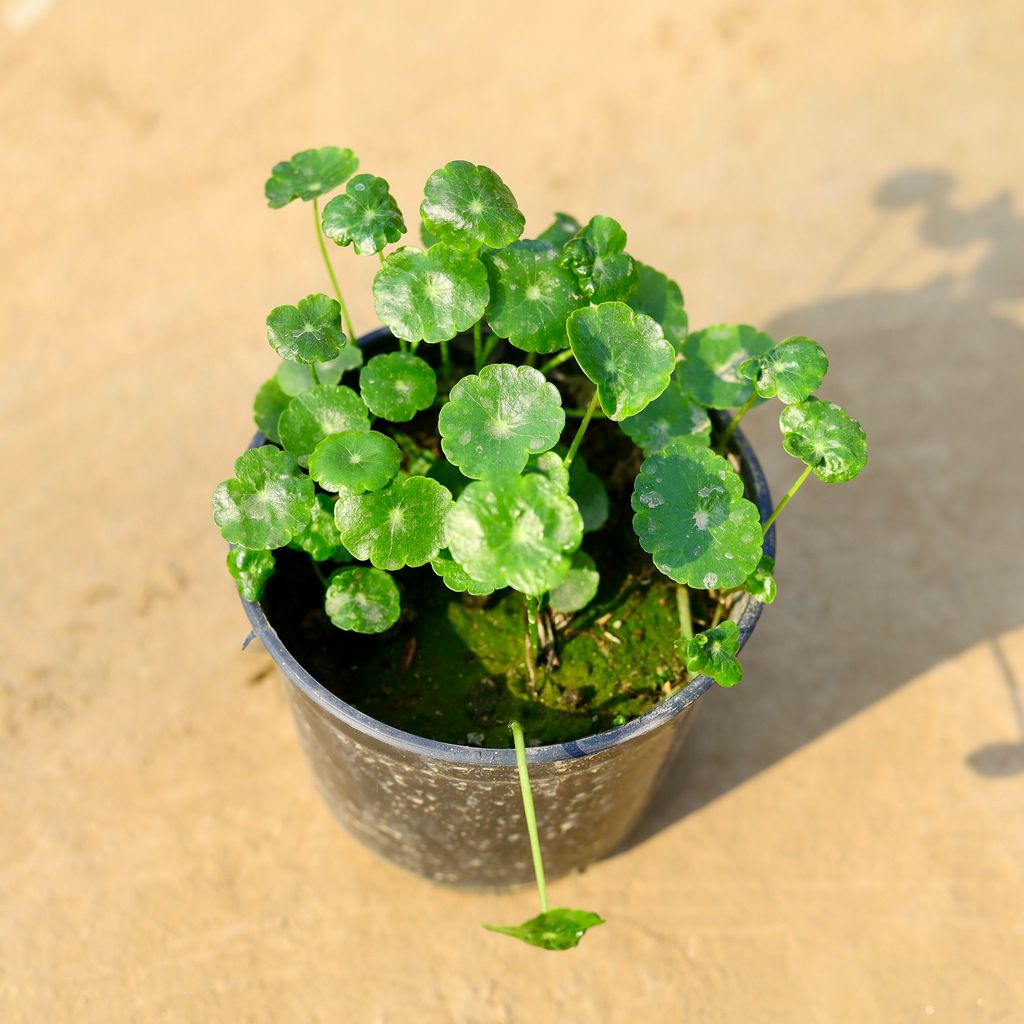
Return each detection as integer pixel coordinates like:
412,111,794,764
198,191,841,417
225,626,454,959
2,1,1023,1020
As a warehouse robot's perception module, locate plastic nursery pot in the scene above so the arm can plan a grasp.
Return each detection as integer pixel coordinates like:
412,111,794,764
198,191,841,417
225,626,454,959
239,329,776,889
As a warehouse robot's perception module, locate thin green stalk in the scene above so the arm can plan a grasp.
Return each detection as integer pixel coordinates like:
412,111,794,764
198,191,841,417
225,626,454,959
763,464,813,533
479,333,500,366
564,405,607,419
312,197,356,341
509,720,548,914
378,250,386,267
312,560,330,587
717,392,757,453
710,596,726,628
439,335,452,384
676,585,693,641
399,337,409,354
526,595,540,659
563,391,600,470
538,348,575,376
473,320,483,371
309,363,321,386
525,352,538,367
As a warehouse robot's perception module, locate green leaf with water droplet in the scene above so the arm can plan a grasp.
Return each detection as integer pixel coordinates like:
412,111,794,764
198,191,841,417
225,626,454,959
549,550,600,613
678,620,743,687
537,212,582,247
619,378,711,455
447,473,583,596
278,384,370,466
420,160,525,251
484,908,604,951
483,240,584,354
559,215,638,303
253,377,290,443
212,446,315,550
325,566,401,634
430,549,496,596
742,552,777,604
739,337,828,405
566,302,675,420
359,353,438,422
632,440,763,589
779,397,867,483
334,476,453,570
289,493,347,561
266,294,345,364
264,146,358,208
276,348,363,396
226,546,276,602
678,323,774,409
439,363,565,479
373,244,489,343
321,173,406,255
628,261,689,353
309,430,402,495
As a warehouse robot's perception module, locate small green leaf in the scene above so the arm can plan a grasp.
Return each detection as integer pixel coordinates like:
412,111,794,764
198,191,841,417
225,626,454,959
439,363,565,479
276,348,363,396
678,620,743,687
334,476,453,570
779,397,868,483
359,353,438,422
628,262,689,353
742,552,777,604
309,430,402,495
548,550,600,613
566,302,675,420
278,385,370,466
559,215,638,303
321,173,406,255
447,473,583,595
739,337,828,405
525,450,570,493
264,146,358,208
678,324,774,409
212,446,314,550
632,440,763,589
484,908,604,951
483,240,584,353
420,160,525,251
567,455,609,534
226,546,276,602
430,549,496,596
289,493,347,561
325,566,401,634
373,245,489,343
537,212,582,247
266,294,345,364
619,378,712,455
253,377,290,443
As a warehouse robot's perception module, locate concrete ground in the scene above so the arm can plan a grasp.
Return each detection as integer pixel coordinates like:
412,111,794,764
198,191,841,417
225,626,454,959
2,1,1022,1020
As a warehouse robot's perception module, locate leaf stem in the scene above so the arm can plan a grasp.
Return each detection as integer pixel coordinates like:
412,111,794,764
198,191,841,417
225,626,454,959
378,250,386,267
563,390,600,470
538,348,575,376
398,338,409,354
710,595,726,628
309,363,321,386
526,595,541,660
439,336,452,385
762,464,813,533
675,585,693,641
717,392,757,453
312,560,330,587
479,332,500,366
564,405,607,419
312,197,356,342
473,320,483,371
509,720,548,914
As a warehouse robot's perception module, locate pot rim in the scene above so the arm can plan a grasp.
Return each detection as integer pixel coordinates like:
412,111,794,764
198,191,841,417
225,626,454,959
239,328,776,767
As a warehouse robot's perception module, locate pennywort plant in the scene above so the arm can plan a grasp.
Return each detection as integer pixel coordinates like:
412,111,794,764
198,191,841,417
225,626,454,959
214,145,868,698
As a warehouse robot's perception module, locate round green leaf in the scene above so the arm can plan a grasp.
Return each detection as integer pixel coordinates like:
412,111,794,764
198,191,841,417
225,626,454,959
537,212,582,247
226,547,276,602
483,240,584,354
253,377,290,443
632,440,763,589
559,215,638,303
420,160,525,251
266,294,345,364
678,323,774,409
359,352,438,422
567,455,609,534
321,173,406,255
438,363,565,479
373,244,489,343
430,549,496,596
739,336,829,405
278,384,370,466
334,476,453,570
779,397,867,483
742,552,777,604
628,262,689,353
289,493,346,561
325,566,401,634
276,347,363,396
548,550,600,613
264,146,358,208
212,446,314,550
308,430,402,494
566,302,675,420
484,908,604,951
619,378,712,456
447,474,584,596
679,620,743,687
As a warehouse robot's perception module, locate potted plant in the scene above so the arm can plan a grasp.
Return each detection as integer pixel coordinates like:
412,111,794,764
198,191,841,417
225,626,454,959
213,147,867,949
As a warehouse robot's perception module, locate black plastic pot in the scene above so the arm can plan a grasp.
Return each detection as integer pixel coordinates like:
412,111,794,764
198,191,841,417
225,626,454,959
239,330,776,888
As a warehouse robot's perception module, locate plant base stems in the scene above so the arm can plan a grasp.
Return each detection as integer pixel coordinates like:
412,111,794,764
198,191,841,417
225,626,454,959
312,197,356,342
509,721,548,914
717,393,756,454
710,595,726,628
563,391,599,470
538,348,575,376
763,464,813,532
676,585,693,641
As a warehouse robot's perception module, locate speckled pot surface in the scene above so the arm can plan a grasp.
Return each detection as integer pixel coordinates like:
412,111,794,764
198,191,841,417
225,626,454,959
239,330,776,888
